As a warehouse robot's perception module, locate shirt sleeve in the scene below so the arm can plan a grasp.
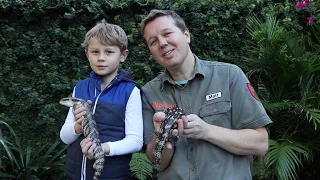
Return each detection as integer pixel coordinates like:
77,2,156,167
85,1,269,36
229,65,272,129
141,84,156,144
106,86,143,156
60,88,81,144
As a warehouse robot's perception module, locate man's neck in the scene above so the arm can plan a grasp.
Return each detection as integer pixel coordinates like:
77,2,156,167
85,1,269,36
168,50,195,81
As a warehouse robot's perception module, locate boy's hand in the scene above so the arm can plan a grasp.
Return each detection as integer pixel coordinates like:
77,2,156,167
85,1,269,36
80,138,96,159
73,100,92,125
80,137,98,169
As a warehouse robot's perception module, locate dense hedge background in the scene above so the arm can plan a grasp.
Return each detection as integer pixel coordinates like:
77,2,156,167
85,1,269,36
0,0,273,143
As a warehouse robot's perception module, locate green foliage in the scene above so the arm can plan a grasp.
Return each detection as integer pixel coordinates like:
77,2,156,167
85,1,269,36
245,13,320,180
130,152,152,180
0,121,68,179
0,0,272,143
266,139,313,180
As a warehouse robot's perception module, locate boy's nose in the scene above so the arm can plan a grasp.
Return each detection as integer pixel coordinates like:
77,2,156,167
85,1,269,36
98,54,105,61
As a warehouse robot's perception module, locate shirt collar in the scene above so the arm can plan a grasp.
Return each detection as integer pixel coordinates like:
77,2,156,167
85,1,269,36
160,54,206,89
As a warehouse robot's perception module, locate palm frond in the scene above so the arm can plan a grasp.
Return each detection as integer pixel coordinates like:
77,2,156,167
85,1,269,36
0,121,20,170
0,121,67,178
306,108,320,130
266,139,313,180
262,101,298,114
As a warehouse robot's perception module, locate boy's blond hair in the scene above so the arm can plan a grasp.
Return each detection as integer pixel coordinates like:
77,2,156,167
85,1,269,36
82,19,128,52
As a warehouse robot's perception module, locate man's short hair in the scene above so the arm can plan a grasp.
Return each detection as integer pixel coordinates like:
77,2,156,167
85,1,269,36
141,9,187,37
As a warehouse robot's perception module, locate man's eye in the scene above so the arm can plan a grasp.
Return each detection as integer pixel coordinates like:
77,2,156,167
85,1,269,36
149,40,157,47
164,32,172,36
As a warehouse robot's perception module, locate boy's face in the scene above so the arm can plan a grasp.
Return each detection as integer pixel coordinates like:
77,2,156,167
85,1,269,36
143,16,190,70
85,37,128,79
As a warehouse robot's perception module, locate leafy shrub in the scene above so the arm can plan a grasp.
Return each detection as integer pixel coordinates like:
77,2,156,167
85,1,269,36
130,152,152,180
0,121,68,179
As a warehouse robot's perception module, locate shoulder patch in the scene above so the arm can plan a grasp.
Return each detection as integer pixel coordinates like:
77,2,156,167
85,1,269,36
246,83,260,101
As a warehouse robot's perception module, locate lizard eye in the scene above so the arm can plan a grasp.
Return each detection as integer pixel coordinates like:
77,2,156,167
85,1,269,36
171,123,178,129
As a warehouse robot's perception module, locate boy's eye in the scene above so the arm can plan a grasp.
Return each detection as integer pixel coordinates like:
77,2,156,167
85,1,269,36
91,50,98,54
106,51,114,54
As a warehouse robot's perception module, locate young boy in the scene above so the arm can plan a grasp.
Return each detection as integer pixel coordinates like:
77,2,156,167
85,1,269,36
60,19,143,180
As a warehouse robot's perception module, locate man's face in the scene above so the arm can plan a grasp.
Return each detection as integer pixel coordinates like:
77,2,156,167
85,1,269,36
143,16,191,70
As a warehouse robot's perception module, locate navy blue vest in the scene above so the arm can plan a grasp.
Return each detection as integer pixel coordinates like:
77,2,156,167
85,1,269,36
65,70,136,180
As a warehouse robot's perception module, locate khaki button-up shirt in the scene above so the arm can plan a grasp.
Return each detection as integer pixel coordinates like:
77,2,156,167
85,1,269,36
142,56,272,180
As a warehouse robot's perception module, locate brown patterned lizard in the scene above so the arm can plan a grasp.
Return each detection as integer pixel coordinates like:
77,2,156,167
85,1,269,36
152,107,185,180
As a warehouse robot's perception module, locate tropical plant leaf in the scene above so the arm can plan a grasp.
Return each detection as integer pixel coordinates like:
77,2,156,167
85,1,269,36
306,108,320,130
0,121,66,178
130,152,152,180
266,139,313,180
0,172,15,178
262,101,298,114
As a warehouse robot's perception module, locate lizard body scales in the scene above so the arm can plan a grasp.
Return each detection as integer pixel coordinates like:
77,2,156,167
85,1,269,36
60,97,105,180
152,107,185,180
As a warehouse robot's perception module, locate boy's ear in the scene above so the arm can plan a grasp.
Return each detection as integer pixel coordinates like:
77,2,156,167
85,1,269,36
120,49,129,62
85,50,89,59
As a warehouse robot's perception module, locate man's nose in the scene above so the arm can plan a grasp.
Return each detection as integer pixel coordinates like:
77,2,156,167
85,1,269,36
159,37,168,49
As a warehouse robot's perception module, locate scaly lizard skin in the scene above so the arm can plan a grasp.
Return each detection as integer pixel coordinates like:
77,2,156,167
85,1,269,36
60,97,105,180
152,107,185,180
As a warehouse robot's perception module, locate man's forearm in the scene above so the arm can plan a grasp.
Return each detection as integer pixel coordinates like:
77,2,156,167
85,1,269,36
146,134,175,171
202,124,269,156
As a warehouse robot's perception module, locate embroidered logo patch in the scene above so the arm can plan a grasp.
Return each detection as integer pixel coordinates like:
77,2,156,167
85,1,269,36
247,83,260,101
151,102,178,109
206,92,222,101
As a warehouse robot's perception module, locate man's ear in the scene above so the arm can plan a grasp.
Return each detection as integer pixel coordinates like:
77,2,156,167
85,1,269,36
184,28,191,44
120,49,129,62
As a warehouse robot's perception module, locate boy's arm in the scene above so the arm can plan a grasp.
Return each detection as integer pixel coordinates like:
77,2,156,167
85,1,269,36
60,88,83,144
104,87,143,156
60,107,82,144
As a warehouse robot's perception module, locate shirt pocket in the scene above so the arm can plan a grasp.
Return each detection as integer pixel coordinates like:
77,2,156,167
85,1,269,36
199,100,231,128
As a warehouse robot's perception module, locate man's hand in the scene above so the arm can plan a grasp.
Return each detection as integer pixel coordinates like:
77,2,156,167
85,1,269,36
179,114,208,139
153,111,187,149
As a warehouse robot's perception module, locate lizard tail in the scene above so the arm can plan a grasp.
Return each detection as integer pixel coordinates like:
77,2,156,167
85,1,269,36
93,145,105,180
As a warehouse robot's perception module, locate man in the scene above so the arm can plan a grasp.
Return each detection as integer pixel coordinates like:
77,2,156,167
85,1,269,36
141,9,272,179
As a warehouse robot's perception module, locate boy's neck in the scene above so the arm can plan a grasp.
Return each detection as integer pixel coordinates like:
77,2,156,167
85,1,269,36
100,70,118,90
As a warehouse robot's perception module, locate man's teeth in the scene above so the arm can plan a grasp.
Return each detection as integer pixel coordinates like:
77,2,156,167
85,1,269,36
165,50,173,55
